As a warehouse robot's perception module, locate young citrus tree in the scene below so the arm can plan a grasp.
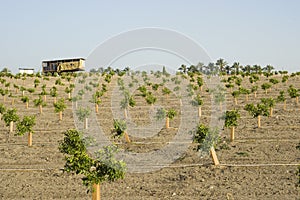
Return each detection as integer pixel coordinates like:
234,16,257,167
276,91,286,110
232,90,240,105
117,78,125,91
197,76,204,91
27,88,35,95
0,88,8,102
93,90,104,113
76,107,91,129
151,83,159,91
50,86,58,103
54,98,67,121
33,78,40,88
20,86,26,97
191,94,203,118
9,93,16,106
137,85,148,97
120,90,135,119
261,98,276,117
16,116,36,146
40,86,48,102
0,103,6,120
249,74,259,85
59,129,126,200
235,77,242,87
14,84,19,93
251,85,258,98
224,110,240,141
225,83,234,93
269,78,279,88
239,87,250,102
162,87,171,99
214,90,225,111
112,119,130,143
155,107,166,121
191,123,220,165
4,82,10,91
55,78,64,86
33,96,46,114
282,75,289,84
165,108,177,129
71,95,81,109
65,86,73,99
186,84,195,97
2,108,19,133
21,96,29,109
244,103,269,128
145,92,157,108
287,85,299,105
261,83,272,94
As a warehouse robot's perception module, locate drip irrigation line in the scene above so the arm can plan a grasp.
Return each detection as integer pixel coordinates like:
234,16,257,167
0,163,298,171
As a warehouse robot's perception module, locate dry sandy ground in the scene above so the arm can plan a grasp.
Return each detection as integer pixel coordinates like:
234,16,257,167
0,74,299,199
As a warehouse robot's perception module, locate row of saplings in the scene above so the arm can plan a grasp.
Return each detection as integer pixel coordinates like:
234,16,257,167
0,98,67,146
0,104,35,146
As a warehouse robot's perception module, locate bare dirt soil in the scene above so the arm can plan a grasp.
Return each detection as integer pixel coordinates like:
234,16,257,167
0,74,299,200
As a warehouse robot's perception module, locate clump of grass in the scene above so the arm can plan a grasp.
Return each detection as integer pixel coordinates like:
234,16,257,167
235,152,249,157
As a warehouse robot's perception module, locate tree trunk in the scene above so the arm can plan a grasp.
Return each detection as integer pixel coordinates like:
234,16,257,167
75,101,78,109
296,96,299,105
92,183,100,200
28,132,32,147
270,107,273,117
43,95,46,102
124,108,127,119
9,121,14,133
124,131,131,143
165,117,170,129
95,104,99,113
53,97,57,104
283,100,286,110
11,99,14,106
22,90,25,97
39,105,42,114
234,98,237,105
26,102,29,109
257,115,261,128
84,118,88,129
210,146,219,165
230,127,235,142
198,106,202,117
254,92,257,98
59,111,63,121
68,92,71,99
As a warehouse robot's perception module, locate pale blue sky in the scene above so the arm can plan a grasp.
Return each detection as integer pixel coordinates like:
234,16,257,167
0,0,299,73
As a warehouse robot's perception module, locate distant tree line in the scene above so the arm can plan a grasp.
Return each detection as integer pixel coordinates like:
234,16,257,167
177,58,289,76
